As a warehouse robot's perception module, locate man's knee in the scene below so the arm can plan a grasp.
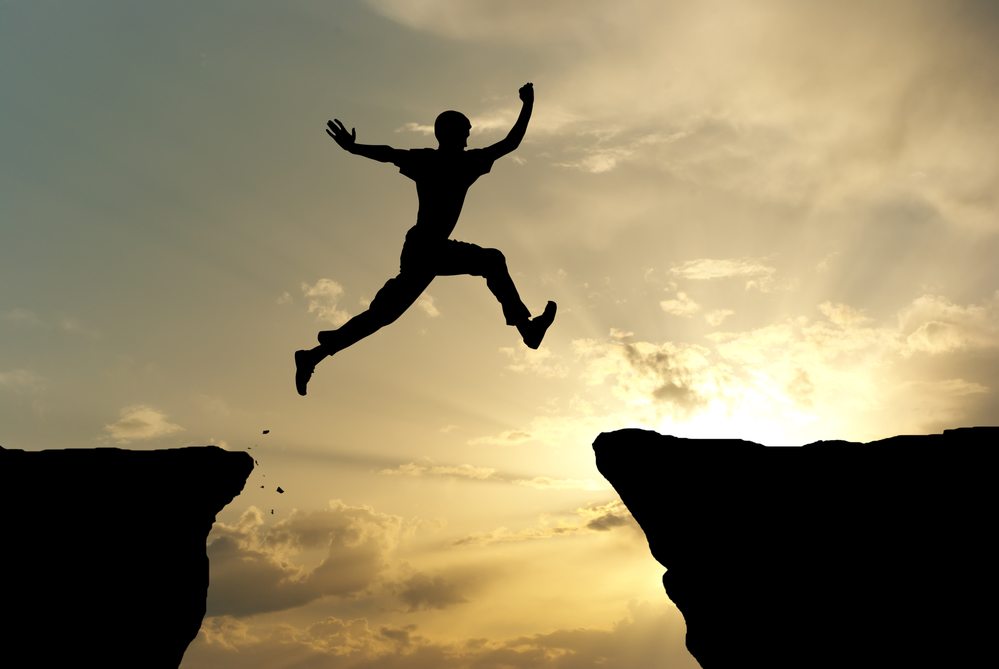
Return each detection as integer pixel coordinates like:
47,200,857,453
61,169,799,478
368,293,410,327
482,248,507,275
366,306,396,328
368,274,427,326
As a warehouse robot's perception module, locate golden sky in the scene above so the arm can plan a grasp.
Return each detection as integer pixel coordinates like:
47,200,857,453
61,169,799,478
2,1,998,667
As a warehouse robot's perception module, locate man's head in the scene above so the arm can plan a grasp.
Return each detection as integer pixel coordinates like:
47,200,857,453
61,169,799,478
435,110,471,150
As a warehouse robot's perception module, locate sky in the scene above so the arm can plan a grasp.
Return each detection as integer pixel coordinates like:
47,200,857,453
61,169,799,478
2,1,998,667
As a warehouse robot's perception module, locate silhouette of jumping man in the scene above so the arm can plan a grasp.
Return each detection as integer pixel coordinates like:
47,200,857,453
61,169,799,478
295,83,556,395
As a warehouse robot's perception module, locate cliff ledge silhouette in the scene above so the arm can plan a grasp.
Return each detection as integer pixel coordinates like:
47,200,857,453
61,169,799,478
0,445,253,668
594,427,997,669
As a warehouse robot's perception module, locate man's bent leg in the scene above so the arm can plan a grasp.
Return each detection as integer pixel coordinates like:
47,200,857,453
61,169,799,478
437,241,531,326
437,240,556,349
318,272,433,354
297,272,431,395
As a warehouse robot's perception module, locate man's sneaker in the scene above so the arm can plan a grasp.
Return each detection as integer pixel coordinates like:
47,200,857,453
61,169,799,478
522,301,557,349
295,350,316,396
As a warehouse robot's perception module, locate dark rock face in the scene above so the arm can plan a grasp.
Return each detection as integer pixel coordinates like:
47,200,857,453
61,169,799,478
594,427,997,669
0,446,253,669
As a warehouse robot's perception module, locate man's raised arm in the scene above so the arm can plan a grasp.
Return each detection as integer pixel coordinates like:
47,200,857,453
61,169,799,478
326,119,403,163
484,83,534,160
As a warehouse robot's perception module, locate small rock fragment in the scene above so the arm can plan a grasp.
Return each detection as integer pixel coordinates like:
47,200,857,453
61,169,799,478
276,486,285,494
262,429,270,434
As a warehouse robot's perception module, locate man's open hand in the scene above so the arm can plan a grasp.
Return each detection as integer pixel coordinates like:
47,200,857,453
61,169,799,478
326,119,356,150
519,82,534,104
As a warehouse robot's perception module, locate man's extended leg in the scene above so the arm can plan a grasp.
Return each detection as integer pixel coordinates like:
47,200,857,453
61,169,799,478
295,271,432,395
438,240,556,349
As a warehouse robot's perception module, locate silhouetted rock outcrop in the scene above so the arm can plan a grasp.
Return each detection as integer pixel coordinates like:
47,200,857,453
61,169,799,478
595,427,997,669
0,446,253,668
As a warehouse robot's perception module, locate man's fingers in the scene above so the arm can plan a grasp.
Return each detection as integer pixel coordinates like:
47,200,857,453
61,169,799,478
324,119,356,143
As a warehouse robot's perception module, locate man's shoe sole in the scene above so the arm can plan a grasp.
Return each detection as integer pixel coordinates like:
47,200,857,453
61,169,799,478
524,301,557,350
295,350,314,396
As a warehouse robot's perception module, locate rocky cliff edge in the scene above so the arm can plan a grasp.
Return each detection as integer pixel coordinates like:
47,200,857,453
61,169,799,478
0,445,253,668
594,427,997,669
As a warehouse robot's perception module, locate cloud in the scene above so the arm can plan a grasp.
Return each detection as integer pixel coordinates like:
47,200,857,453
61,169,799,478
365,0,654,47
398,112,520,138
379,458,602,492
454,499,635,547
198,615,428,663
818,302,871,328
659,291,701,317
59,317,100,339
374,0,999,235
899,292,999,355
467,429,533,446
381,461,497,481
517,476,603,492
1,308,42,326
399,105,579,142
395,573,469,611
302,278,351,326
494,290,999,446
397,121,435,136
416,293,440,317
206,502,403,617
103,405,183,443
499,346,568,378
580,500,636,532
555,130,688,173
190,599,696,669
701,292,999,438
0,369,44,393
1,309,99,337
573,338,713,414
704,309,734,327
670,258,778,292
556,146,635,174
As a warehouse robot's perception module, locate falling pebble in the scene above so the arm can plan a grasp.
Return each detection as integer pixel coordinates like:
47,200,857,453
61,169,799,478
260,485,264,489
276,486,285,494
262,429,270,434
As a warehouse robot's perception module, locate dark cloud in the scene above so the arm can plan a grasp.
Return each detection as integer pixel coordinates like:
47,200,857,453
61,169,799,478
621,342,707,412
206,503,401,617
206,535,315,617
585,512,632,532
380,624,419,647
396,573,469,611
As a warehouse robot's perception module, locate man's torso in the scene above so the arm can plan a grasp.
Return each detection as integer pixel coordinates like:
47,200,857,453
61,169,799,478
393,148,495,240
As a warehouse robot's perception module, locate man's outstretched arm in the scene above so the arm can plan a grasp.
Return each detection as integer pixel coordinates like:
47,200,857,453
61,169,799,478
326,119,403,163
484,83,534,160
